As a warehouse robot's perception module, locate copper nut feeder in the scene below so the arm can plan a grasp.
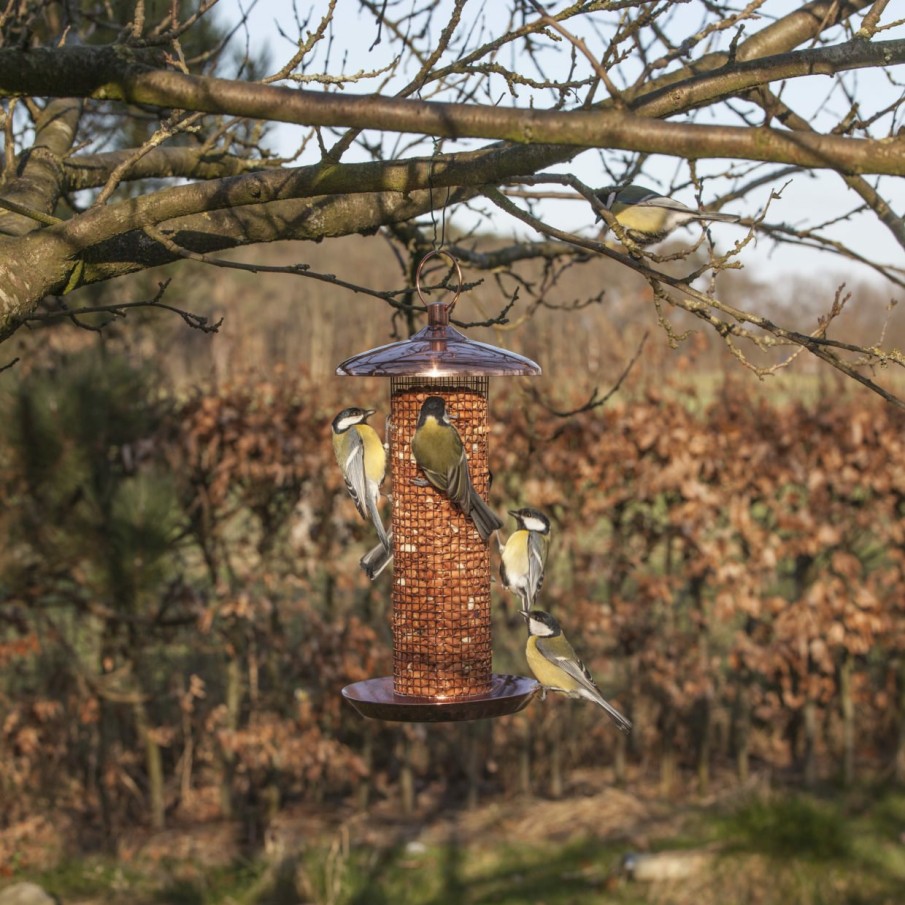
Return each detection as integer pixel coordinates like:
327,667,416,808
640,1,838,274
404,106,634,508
338,252,541,722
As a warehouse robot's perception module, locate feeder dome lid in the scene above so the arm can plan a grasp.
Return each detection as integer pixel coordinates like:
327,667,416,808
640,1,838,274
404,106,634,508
336,309,541,378
337,251,540,378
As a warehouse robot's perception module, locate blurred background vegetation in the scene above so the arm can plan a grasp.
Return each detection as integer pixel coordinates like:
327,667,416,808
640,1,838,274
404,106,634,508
2,236,905,905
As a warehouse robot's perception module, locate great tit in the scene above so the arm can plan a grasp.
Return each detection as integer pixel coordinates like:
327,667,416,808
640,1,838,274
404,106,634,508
500,508,551,613
331,407,390,552
411,395,503,542
523,609,632,734
360,531,393,579
595,184,740,246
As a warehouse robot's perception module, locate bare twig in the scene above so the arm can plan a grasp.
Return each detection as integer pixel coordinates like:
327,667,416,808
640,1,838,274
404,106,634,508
483,186,905,411
6,280,221,337
529,330,649,420
857,0,892,38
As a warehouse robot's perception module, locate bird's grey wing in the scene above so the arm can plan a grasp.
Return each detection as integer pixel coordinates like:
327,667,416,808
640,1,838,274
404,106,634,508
642,194,736,222
419,464,449,494
640,194,695,214
527,532,546,604
341,432,369,520
446,449,474,511
537,636,632,732
536,635,600,698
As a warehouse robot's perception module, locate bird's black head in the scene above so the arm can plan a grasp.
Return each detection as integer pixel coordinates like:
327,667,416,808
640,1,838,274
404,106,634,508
594,185,619,209
509,507,551,534
332,407,375,433
417,395,448,426
521,609,561,637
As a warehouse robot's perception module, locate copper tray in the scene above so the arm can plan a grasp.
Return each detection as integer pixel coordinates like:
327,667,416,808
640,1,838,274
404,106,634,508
342,674,540,722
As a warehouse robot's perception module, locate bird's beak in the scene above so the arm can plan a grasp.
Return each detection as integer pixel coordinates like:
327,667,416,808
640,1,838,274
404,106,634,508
518,609,530,621
507,509,519,518
364,409,376,417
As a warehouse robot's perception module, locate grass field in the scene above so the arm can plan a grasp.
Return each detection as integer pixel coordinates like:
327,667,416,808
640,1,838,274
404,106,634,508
20,782,905,905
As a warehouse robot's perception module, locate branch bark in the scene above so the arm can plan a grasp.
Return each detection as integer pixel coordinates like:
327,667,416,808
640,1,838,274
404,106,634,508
0,0,889,340
1,41,903,174
0,98,80,237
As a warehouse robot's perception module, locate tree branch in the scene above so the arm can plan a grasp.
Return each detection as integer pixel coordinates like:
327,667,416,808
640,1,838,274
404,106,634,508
1,41,904,175
62,146,281,192
0,98,81,237
483,186,905,411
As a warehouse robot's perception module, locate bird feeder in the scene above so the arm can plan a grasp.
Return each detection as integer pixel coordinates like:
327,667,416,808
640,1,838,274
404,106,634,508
338,251,541,722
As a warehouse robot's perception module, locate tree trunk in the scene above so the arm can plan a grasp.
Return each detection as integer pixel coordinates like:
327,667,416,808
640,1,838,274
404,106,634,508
895,659,905,785
838,654,855,787
96,697,115,845
803,697,818,788
180,685,194,805
734,684,751,785
549,724,564,799
134,697,166,830
696,694,712,796
660,701,677,797
693,578,711,796
614,730,627,787
463,723,479,810
399,735,415,817
660,741,676,797
660,750,676,796
516,714,533,797
219,652,244,819
356,728,373,810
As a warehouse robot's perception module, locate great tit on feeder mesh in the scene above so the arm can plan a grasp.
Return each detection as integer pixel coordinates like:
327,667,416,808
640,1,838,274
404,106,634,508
595,184,740,246
331,407,391,552
500,508,550,614
523,609,632,734
411,395,503,542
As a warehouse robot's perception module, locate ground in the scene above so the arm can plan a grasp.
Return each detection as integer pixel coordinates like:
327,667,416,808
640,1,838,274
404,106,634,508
10,769,905,905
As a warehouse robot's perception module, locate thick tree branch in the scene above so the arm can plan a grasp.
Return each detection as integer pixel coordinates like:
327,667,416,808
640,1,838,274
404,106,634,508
63,147,281,191
1,41,903,175
0,0,891,345
0,98,81,237
742,86,905,252
631,39,905,119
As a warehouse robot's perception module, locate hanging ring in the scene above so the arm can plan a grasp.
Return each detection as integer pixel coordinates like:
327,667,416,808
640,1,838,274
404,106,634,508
415,250,462,315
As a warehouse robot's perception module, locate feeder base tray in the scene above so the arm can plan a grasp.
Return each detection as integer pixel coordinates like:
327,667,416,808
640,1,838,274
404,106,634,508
342,674,540,722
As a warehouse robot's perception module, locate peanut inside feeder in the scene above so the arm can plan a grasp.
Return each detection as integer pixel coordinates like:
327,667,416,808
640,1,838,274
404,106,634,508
391,378,492,698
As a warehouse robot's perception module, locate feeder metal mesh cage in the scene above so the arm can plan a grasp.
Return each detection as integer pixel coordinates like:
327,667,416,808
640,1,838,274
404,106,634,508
390,377,492,699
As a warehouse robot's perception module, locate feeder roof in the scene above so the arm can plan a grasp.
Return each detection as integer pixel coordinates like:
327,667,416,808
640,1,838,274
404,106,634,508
336,318,541,378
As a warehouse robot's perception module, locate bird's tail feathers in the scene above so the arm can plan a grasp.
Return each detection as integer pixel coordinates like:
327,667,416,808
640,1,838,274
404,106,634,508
468,492,504,541
595,694,632,734
366,492,391,552
360,531,393,580
698,211,740,223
